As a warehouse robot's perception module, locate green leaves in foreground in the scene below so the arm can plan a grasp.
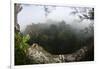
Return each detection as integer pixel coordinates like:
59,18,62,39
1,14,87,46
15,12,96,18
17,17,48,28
15,32,31,65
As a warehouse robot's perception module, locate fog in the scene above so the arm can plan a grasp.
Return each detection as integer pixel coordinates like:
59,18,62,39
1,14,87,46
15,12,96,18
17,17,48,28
17,4,93,31
15,4,94,65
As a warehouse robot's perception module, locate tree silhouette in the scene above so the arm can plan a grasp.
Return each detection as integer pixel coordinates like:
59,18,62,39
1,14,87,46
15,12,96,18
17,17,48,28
14,3,23,32
70,7,94,22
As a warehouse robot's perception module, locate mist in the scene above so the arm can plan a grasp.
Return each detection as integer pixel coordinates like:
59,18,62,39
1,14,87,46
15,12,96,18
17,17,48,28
15,4,94,65
17,4,93,32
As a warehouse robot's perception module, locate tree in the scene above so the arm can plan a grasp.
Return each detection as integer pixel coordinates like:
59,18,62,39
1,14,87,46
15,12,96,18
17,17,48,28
14,3,23,32
14,4,33,65
71,7,94,21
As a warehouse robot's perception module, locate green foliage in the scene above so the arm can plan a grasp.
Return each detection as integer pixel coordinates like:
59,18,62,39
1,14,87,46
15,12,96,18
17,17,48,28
15,32,32,65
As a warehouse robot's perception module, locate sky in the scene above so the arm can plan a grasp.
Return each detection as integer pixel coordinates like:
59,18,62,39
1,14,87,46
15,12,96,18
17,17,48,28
17,4,92,31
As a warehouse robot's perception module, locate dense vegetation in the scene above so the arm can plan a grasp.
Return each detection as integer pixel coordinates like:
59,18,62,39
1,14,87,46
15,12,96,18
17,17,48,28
23,21,93,55
15,32,33,65
15,20,94,65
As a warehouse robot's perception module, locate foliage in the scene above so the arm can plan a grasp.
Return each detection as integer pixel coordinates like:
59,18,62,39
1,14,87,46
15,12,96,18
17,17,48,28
15,32,32,65
70,7,94,22
23,21,86,54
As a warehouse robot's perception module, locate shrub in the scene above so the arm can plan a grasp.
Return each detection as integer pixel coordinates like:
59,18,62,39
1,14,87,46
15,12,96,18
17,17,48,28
15,32,31,65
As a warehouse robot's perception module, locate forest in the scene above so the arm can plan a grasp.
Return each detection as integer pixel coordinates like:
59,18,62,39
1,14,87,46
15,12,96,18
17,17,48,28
14,3,94,65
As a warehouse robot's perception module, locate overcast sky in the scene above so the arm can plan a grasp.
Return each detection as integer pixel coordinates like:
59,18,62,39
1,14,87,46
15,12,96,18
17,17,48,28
17,4,92,31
